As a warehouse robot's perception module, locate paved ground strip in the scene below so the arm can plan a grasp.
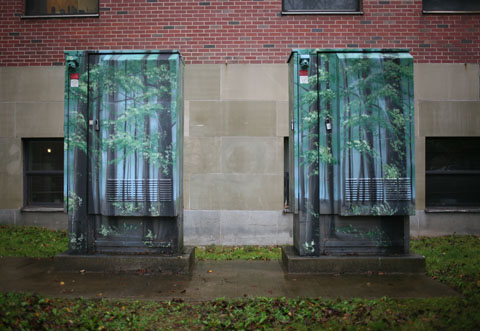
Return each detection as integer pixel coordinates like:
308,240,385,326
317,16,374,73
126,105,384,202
0,258,459,301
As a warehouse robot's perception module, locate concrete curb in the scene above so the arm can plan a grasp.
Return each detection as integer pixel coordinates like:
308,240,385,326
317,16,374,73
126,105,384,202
54,246,195,275
281,246,426,274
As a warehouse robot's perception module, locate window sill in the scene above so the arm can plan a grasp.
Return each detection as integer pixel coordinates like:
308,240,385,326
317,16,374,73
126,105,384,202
22,207,65,212
281,11,363,15
21,14,99,19
423,11,480,14
425,208,480,213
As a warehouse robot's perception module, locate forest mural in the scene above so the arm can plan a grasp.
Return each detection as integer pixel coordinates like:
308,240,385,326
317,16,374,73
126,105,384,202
290,49,414,256
64,51,183,254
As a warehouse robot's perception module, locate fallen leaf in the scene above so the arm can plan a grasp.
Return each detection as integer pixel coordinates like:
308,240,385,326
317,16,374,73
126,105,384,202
180,289,186,293
366,282,371,286
98,293,103,297
208,270,213,273
378,272,384,276
60,281,65,286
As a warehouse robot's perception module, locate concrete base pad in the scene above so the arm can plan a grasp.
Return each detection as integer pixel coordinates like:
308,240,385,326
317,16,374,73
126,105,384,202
54,246,195,274
282,246,426,274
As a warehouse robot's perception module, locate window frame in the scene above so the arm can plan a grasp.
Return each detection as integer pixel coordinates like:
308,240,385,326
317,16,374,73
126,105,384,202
22,0,100,19
425,137,480,212
281,0,363,15
23,138,64,208
423,0,480,14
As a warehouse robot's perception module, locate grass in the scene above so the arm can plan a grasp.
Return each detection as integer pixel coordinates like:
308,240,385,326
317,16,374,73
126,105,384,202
411,235,480,297
195,245,281,261
0,225,67,258
0,225,479,329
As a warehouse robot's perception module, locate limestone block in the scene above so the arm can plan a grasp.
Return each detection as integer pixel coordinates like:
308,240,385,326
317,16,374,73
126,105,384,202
189,174,283,210
0,138,21,175
418,101,480,137
183,173,190,210
0,103,15,137
223,100,276,136
414,63,480,101
221,64,288,101
0,67,64,102
412,211,480,237
189,101,223,137
184,137,221,174
415,136,425,210
220,137,283,174
185,64,221,100
183,210,293,246
276,101,289,137
0,173,22,209
183,210,221,245
16,102,64,138
184,100,190,137
219,210,290,245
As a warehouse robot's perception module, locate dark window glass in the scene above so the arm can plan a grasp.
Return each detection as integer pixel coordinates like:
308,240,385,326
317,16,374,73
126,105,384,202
25,0,99,16
423,0,480,12
426,137,480,209
283,0,360,12
24,139,63,207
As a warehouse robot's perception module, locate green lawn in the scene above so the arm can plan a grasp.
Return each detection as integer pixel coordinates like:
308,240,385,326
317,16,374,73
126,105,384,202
0,225,67,258
0,225,479,329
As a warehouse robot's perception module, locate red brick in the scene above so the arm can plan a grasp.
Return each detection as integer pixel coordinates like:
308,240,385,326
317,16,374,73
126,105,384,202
0,0,478,65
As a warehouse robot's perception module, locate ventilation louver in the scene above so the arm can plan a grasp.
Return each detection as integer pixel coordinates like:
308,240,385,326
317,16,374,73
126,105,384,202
345,178,411,202
107,179,173,202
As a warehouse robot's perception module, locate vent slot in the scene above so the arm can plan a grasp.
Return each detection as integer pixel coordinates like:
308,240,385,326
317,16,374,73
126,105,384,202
107,179,173,202
345,178,411,202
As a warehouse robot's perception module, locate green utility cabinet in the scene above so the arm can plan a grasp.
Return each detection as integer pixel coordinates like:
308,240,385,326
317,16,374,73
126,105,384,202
64,50,184,255
288,49,415,256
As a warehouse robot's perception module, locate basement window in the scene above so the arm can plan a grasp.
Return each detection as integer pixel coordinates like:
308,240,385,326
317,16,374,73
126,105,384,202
423,0,480,13
282,0,362,15
24,139,64,208
24,0,99,18
426,137,480,211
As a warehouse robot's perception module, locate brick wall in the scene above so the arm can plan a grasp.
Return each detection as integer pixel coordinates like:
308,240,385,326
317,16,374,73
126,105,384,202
1,0,479,65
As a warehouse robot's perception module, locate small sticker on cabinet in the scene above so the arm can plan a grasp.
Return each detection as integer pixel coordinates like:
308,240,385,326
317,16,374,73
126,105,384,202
300,76,308,84
70,73,79,87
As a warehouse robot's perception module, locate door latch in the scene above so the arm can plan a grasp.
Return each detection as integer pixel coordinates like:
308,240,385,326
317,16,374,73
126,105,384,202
325,118,332,132
94,119,100,131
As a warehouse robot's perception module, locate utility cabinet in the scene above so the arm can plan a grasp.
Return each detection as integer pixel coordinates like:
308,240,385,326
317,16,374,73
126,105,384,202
288,49,415,256
64,50,184,255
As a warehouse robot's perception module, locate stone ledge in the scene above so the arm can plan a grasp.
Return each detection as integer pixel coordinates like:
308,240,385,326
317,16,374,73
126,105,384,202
54,246,195,275
281,246,425,274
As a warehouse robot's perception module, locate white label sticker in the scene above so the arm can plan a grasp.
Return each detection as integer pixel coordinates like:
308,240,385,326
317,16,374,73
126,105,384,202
70,79,79,88
300,76,308,84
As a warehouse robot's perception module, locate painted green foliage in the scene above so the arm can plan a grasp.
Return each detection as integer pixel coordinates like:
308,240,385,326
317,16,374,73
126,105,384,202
295,50,414,217
87,54,178,218
291,49,414,255
64,51,183,253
